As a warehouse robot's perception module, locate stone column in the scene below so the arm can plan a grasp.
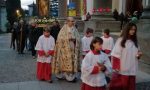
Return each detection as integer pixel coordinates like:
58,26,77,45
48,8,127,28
86,0,93,14
142,0,146,8
112,0,119,12
119,0,126,14
137,1,150,64
141,0,150,19
58,0,67,19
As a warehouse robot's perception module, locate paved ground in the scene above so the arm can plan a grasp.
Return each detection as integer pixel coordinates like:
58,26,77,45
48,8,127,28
0,34,36,83
0,80,81,90
0,33,150,90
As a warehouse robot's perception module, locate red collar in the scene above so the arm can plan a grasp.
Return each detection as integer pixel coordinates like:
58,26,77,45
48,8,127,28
86,36,92,38
92,50,100,55
104,36,110,38
44,35,51,38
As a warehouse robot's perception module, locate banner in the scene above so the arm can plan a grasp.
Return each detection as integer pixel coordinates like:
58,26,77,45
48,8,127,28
80,0,83,16
80,0,87,20
68,2,76,9
68,2,76,17
83,0,87,15
68,10,76,16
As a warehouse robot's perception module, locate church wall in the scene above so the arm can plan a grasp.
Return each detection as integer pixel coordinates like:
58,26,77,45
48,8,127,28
0,7,7,32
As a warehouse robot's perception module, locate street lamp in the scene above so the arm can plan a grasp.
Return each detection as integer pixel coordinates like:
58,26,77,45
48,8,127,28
16,9,22,17
16,10,20,15
16,9,22,21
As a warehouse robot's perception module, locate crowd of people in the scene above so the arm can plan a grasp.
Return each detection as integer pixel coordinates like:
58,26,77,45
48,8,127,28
10,20,29,54
10,17,142,90
113,9,141,30
10,20,60,57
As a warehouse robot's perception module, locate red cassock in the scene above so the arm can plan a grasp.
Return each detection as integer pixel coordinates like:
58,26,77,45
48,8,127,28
37,62,51,81
81,65,106,90
36,50,54,81
109,73,135,90
109,56,135,90
81,83,106,90
109,37,139,90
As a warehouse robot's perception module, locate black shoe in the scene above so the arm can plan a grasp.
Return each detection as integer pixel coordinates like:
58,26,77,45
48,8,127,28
72,78,77,83
56,77,65,80
39,79,45,81
48,80,53,83
18,52,21,54
20,52,24,54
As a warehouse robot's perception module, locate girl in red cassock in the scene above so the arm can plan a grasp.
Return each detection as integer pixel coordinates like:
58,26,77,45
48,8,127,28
109,23,142,90
81,37,112,90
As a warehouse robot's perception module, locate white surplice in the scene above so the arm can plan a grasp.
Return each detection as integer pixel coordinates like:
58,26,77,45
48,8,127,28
35,35,55,63
81,51,112,87
111,38,139,75
81,36,93,55
101,36,114,52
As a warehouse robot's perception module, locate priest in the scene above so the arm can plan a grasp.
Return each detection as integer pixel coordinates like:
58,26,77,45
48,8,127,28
52,17,80,82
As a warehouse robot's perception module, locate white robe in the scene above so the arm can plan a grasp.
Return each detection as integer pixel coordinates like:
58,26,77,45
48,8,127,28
35,35,55,63
101,36,114,54
111,38,139,75
81,51,112,87
81,36,93,55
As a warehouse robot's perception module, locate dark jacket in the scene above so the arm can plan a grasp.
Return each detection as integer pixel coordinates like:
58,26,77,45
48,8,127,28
29,26,43,44
50,25,60,42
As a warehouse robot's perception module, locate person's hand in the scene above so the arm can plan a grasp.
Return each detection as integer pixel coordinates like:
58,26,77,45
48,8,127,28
45,52,49,57
97,63,106,71
138,51,142,57
98,66,102,72
136,51,142,59
113,69,119,73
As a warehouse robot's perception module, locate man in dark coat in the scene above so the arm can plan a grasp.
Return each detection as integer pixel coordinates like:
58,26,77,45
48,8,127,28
17,20,27,54
10,22,19,50
50,21,60,42
29,23,43,58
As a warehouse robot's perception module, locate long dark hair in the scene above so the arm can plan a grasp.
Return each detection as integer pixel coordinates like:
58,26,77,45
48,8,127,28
90,37,103,50
86,28,94,34
120,23,138,48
